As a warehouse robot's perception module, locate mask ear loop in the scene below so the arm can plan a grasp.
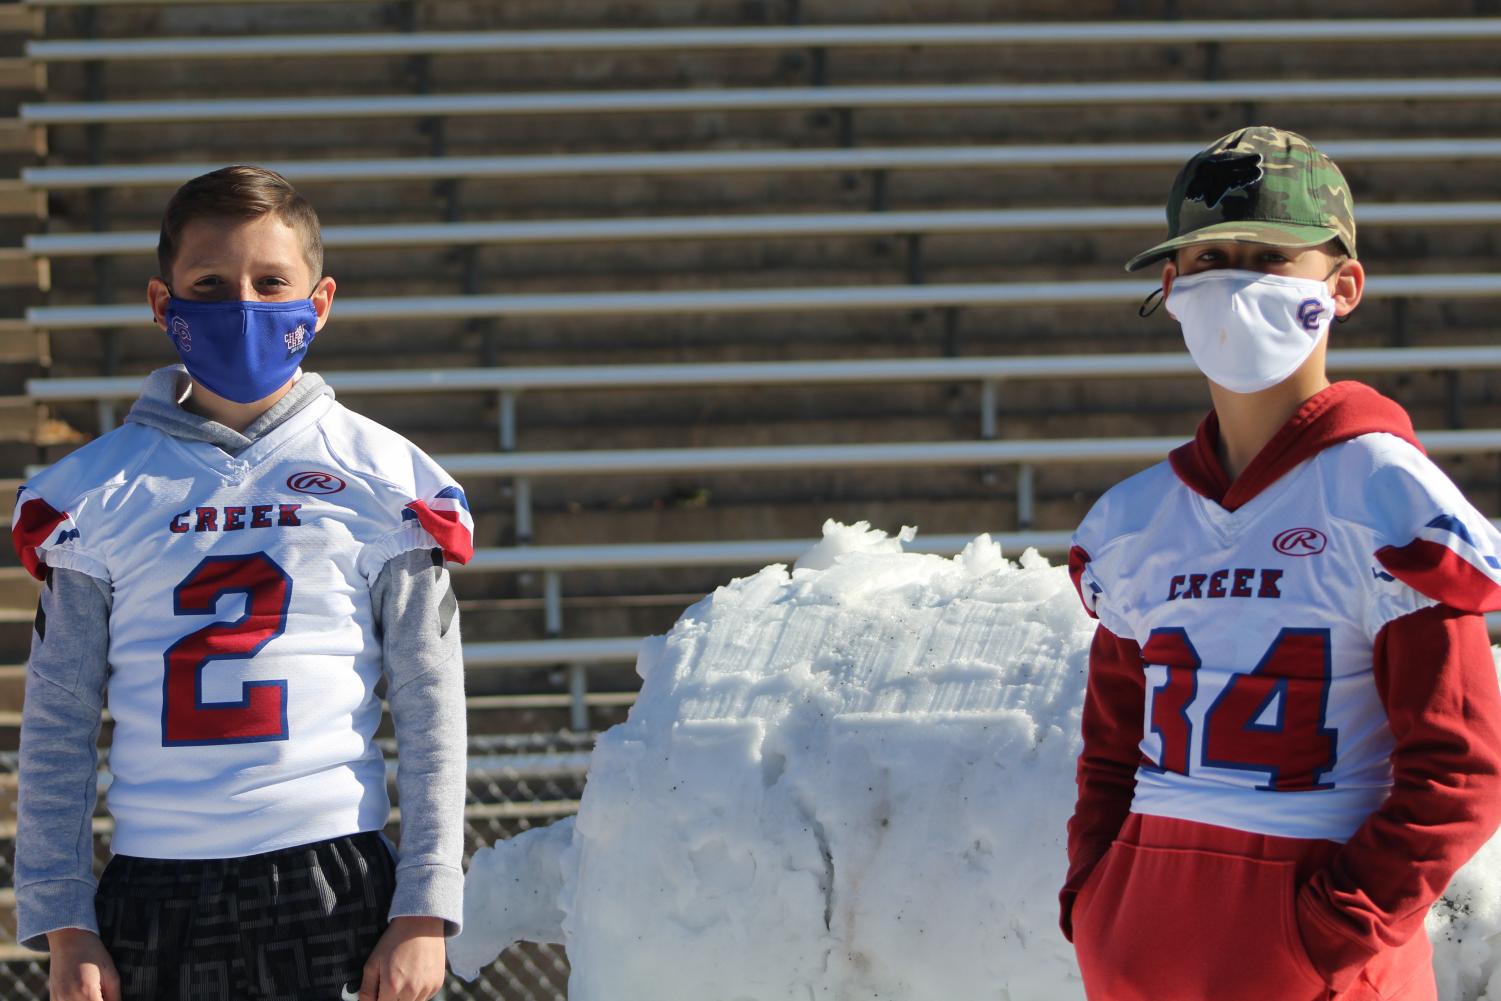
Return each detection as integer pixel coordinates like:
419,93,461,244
1138,287,1165,318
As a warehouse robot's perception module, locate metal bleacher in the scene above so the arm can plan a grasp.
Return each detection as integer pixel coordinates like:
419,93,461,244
5,4,1501,996
12,5,1501,713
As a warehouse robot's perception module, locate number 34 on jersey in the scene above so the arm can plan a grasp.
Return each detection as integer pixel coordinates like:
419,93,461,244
1141,625,1337,792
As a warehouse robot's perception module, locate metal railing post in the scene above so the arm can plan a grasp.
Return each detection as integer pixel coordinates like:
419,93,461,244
568,663,589,733
499,389,517,451
514,477,533,545
1017,463,1036,530
980,379,998,439
547,571,584,728
543,570,562,637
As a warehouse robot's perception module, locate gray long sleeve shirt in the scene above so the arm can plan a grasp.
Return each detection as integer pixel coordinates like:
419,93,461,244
15,367,468,949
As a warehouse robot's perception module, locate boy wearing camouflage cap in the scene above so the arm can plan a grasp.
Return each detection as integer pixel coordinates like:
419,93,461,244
1060,126,1501,1000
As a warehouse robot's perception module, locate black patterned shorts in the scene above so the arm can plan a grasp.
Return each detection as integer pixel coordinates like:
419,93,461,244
95,830,396,1001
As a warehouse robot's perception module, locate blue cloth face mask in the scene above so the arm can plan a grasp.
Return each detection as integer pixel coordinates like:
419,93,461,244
164,296,319,404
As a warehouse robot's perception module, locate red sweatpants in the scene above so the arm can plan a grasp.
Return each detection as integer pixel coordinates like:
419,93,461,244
1070,814,1436,1001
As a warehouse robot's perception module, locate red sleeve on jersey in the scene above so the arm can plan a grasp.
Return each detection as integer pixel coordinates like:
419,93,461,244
1060,623,1143,941
1067,545,1097,618
404,497,474,565
1375,539,1501,613
11,496,68,581
1296,604,1501,990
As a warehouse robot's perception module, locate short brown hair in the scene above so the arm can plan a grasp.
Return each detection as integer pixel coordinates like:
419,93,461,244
157,165,323,281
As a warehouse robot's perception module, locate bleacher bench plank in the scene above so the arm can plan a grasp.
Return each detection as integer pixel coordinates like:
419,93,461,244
24,274,1501,331
24,0,368,6
26,19,1501,62
0,801,583,841
459,533,1075,573
23,78,1501,125
26,202,1501,258
25,138,1501,190
463,638,643,667
0,691,637,728
425,429,1501,481
27,346,1501,402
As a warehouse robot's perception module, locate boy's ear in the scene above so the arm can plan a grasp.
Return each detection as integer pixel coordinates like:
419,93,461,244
1160,260,1178,299
311,275,337,333
147,277,171,331
1331,259,1365,317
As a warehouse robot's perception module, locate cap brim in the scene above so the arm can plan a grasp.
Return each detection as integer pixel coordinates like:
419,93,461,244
1123,220,1341,272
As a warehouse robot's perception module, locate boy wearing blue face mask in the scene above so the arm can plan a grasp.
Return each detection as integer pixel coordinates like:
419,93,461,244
1059,127,1501,1000
11,166,470,1001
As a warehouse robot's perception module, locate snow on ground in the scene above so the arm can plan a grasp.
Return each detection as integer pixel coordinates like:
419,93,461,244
451,521,1501,1000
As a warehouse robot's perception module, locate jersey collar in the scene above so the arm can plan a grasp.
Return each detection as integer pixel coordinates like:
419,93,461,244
1169,380,1423,512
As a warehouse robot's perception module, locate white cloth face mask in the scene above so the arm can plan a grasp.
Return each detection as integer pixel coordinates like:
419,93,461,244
1165,269,1336,394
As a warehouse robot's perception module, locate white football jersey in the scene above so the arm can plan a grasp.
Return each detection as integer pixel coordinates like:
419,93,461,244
1071,430,1501,843
11,393,473,859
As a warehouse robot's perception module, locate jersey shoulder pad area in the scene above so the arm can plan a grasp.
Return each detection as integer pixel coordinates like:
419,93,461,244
1069,460,1176,621
10,425,159,580
320,404,474,566
1330,433,1501,613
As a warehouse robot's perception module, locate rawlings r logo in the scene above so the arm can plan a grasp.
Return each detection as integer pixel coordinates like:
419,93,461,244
1185,151,1265,210
1274,527,1327,557
287,470,346,495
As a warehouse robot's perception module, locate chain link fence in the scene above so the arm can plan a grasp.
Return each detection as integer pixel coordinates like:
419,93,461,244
0,733,591,1000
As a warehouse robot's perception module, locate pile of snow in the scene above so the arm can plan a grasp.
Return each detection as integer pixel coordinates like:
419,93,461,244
451,521,1501,1000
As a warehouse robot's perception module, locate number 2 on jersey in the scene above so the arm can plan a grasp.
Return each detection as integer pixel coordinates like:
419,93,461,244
1142,626,1336,791
162,552,292,746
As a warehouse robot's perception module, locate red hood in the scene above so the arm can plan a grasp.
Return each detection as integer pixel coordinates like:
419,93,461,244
1169,381,1422,512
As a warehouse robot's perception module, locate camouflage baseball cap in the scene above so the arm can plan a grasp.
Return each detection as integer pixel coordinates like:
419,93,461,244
1124,126,1356,272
